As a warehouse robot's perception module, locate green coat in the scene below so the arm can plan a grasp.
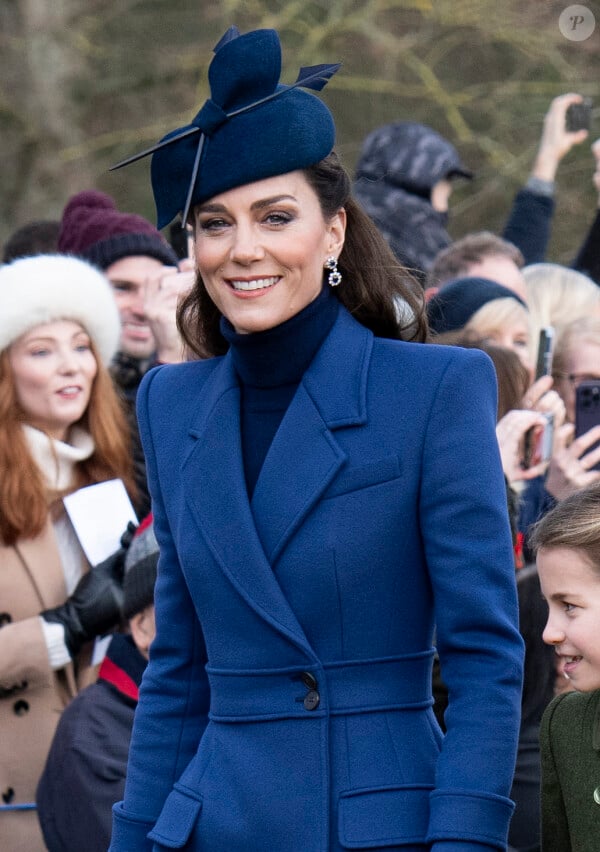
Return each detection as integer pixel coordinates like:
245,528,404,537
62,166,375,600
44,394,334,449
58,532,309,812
540,688,600,851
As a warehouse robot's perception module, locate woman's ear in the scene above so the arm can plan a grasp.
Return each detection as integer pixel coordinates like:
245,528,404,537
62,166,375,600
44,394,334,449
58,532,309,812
327,207,347,258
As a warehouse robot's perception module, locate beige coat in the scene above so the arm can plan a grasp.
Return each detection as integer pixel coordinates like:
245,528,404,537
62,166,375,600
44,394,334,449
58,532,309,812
0,518,96,852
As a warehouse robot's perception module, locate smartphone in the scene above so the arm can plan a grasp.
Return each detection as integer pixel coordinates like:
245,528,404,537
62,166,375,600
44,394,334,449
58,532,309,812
535,326,555,381
566,97,592,133
523,412,555,468
575,380,600,471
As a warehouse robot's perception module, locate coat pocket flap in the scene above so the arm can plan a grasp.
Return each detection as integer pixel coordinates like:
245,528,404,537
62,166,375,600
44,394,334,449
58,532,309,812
338,785,433,849
324,455,402,499
147,786,203,848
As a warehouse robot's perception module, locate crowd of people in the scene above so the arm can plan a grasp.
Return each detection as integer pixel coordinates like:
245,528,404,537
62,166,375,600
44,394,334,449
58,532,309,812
1,22,599,852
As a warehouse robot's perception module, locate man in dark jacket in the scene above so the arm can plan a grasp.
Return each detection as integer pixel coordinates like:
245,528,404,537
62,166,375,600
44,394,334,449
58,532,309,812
354,94,589,285
353,120,472,284
36,517,158,852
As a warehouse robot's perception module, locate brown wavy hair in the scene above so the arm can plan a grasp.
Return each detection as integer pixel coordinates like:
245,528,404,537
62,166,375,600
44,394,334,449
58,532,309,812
178,151,428,358
529,480,600,573
0,344,136,546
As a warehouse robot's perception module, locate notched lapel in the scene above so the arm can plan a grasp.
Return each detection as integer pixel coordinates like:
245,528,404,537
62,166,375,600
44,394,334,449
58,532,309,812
15,521,66,609
251,385,346,564
182,355,314,657
251,310,373,564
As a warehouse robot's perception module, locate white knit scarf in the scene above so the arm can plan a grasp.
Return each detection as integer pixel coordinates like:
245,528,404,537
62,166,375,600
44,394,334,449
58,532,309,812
22,424,95,492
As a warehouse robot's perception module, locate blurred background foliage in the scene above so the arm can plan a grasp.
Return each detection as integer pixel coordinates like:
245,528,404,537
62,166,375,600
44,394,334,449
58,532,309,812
0,0,598,260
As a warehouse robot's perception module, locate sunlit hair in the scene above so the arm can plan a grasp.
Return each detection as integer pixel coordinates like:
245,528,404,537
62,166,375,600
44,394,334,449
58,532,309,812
552,316,600,380
524,263,600,364
178,151,428,358
464,297,530,344
529,481,600,574
0,341,136,546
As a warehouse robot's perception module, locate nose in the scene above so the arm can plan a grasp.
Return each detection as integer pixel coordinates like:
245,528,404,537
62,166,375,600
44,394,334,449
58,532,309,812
229,222,264,265
57,348,79,374
131,284,148,317
542,615,565,646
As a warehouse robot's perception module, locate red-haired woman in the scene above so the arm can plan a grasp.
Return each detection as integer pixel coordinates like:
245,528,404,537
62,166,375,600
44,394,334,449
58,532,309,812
0,254,135,850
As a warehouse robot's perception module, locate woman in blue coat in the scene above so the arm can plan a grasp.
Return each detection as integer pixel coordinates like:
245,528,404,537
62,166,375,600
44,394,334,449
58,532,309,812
109,26,524,852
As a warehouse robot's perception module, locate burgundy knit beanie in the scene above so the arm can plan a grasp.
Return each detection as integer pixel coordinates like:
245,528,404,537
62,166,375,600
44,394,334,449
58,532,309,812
57,190,178,270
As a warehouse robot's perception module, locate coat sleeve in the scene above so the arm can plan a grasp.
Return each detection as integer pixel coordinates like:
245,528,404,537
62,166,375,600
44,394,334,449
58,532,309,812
502,186,554,265
109,367,211,852
539,694,572,852
418,349,524,851
572,208,600,286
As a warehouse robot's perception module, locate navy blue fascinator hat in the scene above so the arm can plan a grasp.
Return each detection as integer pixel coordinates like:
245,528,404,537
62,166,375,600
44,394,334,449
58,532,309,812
111,26,340,229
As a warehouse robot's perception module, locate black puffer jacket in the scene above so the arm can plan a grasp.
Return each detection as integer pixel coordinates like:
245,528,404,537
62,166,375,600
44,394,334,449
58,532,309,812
353,121,472,283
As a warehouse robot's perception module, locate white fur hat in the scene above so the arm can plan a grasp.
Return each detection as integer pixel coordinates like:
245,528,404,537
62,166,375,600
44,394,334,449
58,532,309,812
0,254,120,365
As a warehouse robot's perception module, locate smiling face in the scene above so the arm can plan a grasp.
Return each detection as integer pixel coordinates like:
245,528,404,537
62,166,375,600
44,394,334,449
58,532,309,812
9,319,98,441
192,171,346,335
538,545,600,692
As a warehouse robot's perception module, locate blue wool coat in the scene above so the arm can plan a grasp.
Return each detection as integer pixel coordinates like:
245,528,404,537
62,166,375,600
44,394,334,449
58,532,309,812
110,307,524,852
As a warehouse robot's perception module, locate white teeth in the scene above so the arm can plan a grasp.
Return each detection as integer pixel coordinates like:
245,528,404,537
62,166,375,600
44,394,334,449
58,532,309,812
230,277,278,291
59,387,79,396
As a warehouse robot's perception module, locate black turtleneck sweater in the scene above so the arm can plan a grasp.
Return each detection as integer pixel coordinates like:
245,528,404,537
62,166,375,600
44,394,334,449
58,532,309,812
220,287,340,497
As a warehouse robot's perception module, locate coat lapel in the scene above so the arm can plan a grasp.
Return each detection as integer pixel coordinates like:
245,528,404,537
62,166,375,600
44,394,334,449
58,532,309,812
182,356,315,657
181,310,373,655
14,521,67,610
251,309,372,564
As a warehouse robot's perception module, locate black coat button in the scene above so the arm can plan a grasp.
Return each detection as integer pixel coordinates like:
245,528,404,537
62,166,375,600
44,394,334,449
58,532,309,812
303,689,320,711
300,671,317,690
2,787,14,804
13,699,29,716
0,612,12,627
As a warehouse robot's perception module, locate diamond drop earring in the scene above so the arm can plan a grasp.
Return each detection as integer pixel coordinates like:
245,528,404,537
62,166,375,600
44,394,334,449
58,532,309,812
324,256,342,287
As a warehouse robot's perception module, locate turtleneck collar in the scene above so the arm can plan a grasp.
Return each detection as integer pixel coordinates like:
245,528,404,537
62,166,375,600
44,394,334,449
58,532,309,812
220,286,340,389
22,424,95,492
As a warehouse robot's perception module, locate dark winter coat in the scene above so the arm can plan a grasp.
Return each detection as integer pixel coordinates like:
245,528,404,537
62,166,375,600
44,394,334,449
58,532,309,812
540,688,600,851
36,633,145,852
353,122,471,281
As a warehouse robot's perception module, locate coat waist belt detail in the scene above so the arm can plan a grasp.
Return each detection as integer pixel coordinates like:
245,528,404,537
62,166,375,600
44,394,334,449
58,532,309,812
206,652,435,722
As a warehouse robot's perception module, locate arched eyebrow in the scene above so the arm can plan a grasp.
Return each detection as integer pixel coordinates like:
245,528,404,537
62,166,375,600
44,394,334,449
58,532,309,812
196,194,297,215
548,591,584,602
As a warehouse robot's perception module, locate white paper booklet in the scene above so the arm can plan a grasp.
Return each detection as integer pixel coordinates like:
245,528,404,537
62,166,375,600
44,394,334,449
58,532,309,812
63,479,138,566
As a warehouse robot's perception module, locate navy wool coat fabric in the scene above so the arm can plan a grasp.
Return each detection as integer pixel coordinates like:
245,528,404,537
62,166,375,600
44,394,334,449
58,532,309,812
110,307,524,852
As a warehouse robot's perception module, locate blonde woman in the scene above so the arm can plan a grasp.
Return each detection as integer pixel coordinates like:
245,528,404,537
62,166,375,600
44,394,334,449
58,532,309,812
427,276,533,372
523,262,600,366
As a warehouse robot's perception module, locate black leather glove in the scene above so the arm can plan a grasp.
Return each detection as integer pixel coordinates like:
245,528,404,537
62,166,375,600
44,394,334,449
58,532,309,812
42,521,137,658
